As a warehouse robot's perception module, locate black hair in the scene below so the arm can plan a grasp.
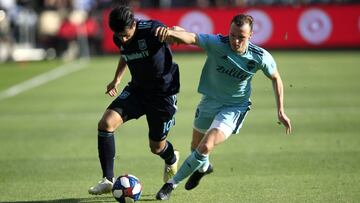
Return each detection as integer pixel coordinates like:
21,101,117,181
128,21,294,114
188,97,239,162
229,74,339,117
108,6,135,33
231,14,254,32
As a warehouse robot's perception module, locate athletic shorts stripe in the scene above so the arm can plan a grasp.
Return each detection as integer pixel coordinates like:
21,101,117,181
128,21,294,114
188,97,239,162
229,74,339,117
232,108,249,134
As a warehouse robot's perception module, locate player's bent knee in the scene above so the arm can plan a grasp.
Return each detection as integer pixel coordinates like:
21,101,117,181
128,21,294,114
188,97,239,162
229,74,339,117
98,118,116,132
150,147,161,154
150,145,163,154
97,109,123,132
149,140,166,154
197,142,213,154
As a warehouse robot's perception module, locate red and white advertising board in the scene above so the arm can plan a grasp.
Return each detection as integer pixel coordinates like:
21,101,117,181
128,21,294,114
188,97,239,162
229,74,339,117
102,5,360,52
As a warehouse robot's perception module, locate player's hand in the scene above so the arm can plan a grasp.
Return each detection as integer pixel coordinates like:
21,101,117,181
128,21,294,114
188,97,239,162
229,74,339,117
170,26,185,31
278,111,292,134
105,80,119,97
155,26,170,43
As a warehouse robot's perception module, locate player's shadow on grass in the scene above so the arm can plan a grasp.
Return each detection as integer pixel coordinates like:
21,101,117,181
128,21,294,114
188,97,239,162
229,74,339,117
0,194,157,202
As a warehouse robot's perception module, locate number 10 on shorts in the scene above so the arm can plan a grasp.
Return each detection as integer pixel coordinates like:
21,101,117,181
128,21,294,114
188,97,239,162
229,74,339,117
163,117,175,134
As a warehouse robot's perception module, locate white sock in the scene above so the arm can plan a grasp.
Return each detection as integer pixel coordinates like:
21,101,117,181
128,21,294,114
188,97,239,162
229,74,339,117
167,179,178,188
198,159,210,173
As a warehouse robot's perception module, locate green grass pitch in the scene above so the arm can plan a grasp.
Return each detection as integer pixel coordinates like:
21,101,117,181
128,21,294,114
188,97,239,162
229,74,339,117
0,51,359,203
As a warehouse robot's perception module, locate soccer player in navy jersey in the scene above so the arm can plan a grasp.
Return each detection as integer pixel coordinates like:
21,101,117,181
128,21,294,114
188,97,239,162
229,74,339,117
88,6,180,195
155,14,292,200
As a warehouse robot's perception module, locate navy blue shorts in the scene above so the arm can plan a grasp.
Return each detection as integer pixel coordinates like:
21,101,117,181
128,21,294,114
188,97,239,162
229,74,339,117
107,86,177,141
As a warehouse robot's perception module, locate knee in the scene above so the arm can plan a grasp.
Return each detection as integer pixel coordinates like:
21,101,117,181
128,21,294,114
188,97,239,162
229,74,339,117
197,141,213,154
150,145,163,154
149,140,165,154
98,118,115,132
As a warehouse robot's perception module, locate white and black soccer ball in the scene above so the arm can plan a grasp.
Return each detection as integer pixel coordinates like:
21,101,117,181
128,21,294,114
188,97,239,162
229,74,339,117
112,174,142,203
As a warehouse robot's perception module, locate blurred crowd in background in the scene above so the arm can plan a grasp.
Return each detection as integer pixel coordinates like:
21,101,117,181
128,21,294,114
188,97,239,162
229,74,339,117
0,0,357,62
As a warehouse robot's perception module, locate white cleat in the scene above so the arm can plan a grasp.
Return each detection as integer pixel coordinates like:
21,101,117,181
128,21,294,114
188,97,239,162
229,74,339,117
88,177,114,195
163,150,180,183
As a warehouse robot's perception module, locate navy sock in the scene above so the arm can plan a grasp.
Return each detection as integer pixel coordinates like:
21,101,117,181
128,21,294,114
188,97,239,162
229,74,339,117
158,141,176,165
98,130,115,182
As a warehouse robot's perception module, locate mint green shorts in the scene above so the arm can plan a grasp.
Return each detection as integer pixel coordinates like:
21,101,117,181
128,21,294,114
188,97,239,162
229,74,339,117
193,96,251,138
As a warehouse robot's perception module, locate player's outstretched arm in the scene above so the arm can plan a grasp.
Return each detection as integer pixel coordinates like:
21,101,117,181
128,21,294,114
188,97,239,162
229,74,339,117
155,26,199,46
106,58,127,97
270,70,292,134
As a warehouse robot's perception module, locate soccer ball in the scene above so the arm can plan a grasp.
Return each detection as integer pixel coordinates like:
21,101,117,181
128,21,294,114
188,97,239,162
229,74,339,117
112,174,142,203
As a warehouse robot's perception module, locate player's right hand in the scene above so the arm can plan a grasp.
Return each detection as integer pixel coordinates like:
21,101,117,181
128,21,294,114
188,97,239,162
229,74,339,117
105,80,119,97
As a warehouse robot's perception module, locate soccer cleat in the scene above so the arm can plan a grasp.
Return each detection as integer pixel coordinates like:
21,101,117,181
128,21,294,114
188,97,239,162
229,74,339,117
156,183,174,200
185,164,213,190
163,150,180,183
88,177,114,195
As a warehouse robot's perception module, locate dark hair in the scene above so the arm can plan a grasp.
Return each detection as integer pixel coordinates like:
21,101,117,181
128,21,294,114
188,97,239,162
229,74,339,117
231,14,253,32
109,6,135,33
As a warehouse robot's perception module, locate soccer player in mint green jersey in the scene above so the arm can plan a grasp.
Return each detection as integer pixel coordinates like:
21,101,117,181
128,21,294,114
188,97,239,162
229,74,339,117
155,14,292,200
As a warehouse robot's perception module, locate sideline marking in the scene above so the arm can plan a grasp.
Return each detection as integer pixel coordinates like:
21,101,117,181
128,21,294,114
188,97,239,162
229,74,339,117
0,59,88,101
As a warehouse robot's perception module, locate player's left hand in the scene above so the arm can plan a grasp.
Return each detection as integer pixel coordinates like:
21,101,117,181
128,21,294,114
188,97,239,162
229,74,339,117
278,112,292,134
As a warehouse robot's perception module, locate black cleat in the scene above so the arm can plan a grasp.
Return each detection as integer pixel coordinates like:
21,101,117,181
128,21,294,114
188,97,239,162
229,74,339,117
156,183,174,200
185,164,213,190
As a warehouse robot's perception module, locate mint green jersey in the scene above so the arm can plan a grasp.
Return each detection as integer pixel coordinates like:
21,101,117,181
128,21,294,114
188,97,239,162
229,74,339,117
197,34,277,105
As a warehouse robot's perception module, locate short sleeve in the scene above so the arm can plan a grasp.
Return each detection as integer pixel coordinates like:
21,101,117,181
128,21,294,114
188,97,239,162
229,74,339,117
260,50,277,78
197,34,219,51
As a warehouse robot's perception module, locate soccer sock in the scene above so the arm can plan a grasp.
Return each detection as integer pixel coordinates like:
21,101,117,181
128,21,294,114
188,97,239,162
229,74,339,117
157,141,176,165
172,149,208,184
198,158,210,173
98,130,115,182
191,147,210,173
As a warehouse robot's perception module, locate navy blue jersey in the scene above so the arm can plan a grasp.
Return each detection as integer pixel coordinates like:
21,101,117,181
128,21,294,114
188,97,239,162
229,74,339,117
113,20,180,96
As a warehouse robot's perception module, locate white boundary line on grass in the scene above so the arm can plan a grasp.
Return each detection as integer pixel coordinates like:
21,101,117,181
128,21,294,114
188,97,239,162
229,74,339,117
0,59,89,101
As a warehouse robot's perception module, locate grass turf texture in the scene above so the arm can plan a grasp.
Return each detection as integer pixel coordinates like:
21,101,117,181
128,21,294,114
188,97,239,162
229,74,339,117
0,51,359,203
